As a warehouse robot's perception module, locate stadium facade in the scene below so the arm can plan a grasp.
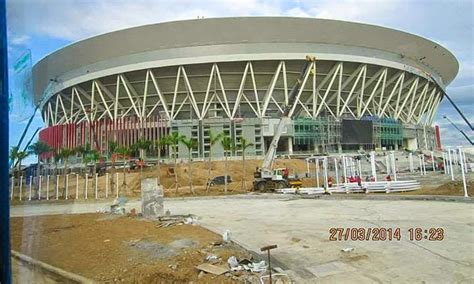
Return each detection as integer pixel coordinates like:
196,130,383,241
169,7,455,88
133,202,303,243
32,17,458,159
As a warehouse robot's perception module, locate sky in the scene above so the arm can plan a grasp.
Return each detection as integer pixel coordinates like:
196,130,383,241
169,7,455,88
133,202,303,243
5,0,474,163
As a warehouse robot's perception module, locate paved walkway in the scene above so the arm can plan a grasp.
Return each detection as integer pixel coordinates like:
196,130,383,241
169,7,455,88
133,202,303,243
11,196,474,283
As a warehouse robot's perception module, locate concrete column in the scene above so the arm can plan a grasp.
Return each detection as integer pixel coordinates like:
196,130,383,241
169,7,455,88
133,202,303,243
287,137,293,155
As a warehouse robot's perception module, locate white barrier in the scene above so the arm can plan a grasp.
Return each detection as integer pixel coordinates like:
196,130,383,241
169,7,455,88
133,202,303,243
65,174,69,200
55,175,59,200
105,173,109,198
38,176,42,200
95,173,98,199
19,176,23,201
10,177,14,200
85,174,88,199
76,174,79,199
28,176,32,201
458,147,468,197
46,175,50,200
116,173,119,198
276,180,420,195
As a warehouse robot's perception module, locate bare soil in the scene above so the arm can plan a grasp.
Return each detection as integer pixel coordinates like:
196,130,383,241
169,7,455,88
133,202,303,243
11,158,471,202
11,159,311,202
10,214,257,283
401,180,474,196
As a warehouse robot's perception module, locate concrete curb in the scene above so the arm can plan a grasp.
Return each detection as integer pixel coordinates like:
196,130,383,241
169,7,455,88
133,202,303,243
11,250,95,283
299,194,474,203
163,193,474,203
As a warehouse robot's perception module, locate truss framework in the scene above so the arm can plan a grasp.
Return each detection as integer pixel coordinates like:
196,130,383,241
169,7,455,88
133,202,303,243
43,60,443,128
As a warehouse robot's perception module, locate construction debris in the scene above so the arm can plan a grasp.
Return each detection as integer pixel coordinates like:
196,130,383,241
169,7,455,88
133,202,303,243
227,256,239,268
205,254,218,262
156,214,197,228
110,197,127,215
222,230,232,243
195,263,229,275
141,178,164,218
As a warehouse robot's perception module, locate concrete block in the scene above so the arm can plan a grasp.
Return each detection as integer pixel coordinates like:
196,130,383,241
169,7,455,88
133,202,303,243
141,178,164,218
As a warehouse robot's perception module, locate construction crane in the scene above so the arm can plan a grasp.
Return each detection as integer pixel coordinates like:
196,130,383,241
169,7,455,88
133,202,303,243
443,115,473,145
253,56,315,191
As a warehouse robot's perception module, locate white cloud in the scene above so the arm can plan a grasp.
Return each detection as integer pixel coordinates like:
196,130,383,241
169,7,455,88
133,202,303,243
6,0,285,41
9,34,30,45
6,0,473,149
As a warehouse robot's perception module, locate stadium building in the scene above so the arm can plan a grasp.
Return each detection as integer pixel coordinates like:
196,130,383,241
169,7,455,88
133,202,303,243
33,17,458,159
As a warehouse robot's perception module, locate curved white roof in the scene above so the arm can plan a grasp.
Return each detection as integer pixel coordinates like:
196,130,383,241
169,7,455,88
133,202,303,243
32,17,458,105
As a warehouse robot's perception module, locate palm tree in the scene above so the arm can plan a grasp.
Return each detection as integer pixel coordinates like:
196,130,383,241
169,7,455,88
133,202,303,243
115,146,131,188
206,131,223,192
154,136,168,185
53,151,61,196
181,137,198,195
108,140,119,192
165,132,185,193
74,143,91,175
59,148,75,197
238,136,254,191
85,150,100,195
28,141,52,195
221,136,234,194
133,138,152,178
10,147,29,180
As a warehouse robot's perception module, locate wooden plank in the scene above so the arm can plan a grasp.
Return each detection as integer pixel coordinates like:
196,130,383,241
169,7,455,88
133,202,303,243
195,263,229,275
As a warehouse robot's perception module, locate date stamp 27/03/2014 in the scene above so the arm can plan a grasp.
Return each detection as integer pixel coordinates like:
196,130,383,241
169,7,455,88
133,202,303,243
328,227,444,242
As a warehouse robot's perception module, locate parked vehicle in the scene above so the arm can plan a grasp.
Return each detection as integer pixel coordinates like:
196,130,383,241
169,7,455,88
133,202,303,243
207,175,232,186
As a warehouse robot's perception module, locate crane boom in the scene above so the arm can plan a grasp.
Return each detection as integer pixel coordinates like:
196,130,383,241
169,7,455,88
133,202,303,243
261,56,315,170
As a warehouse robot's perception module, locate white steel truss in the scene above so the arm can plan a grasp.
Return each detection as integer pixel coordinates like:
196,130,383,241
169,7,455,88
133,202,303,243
43,60,444,127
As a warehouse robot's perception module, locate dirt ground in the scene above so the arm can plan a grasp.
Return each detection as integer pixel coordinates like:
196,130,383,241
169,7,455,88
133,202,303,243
10,214,260,283
401,180,474,196
10,158,472,202
11,159,311,202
